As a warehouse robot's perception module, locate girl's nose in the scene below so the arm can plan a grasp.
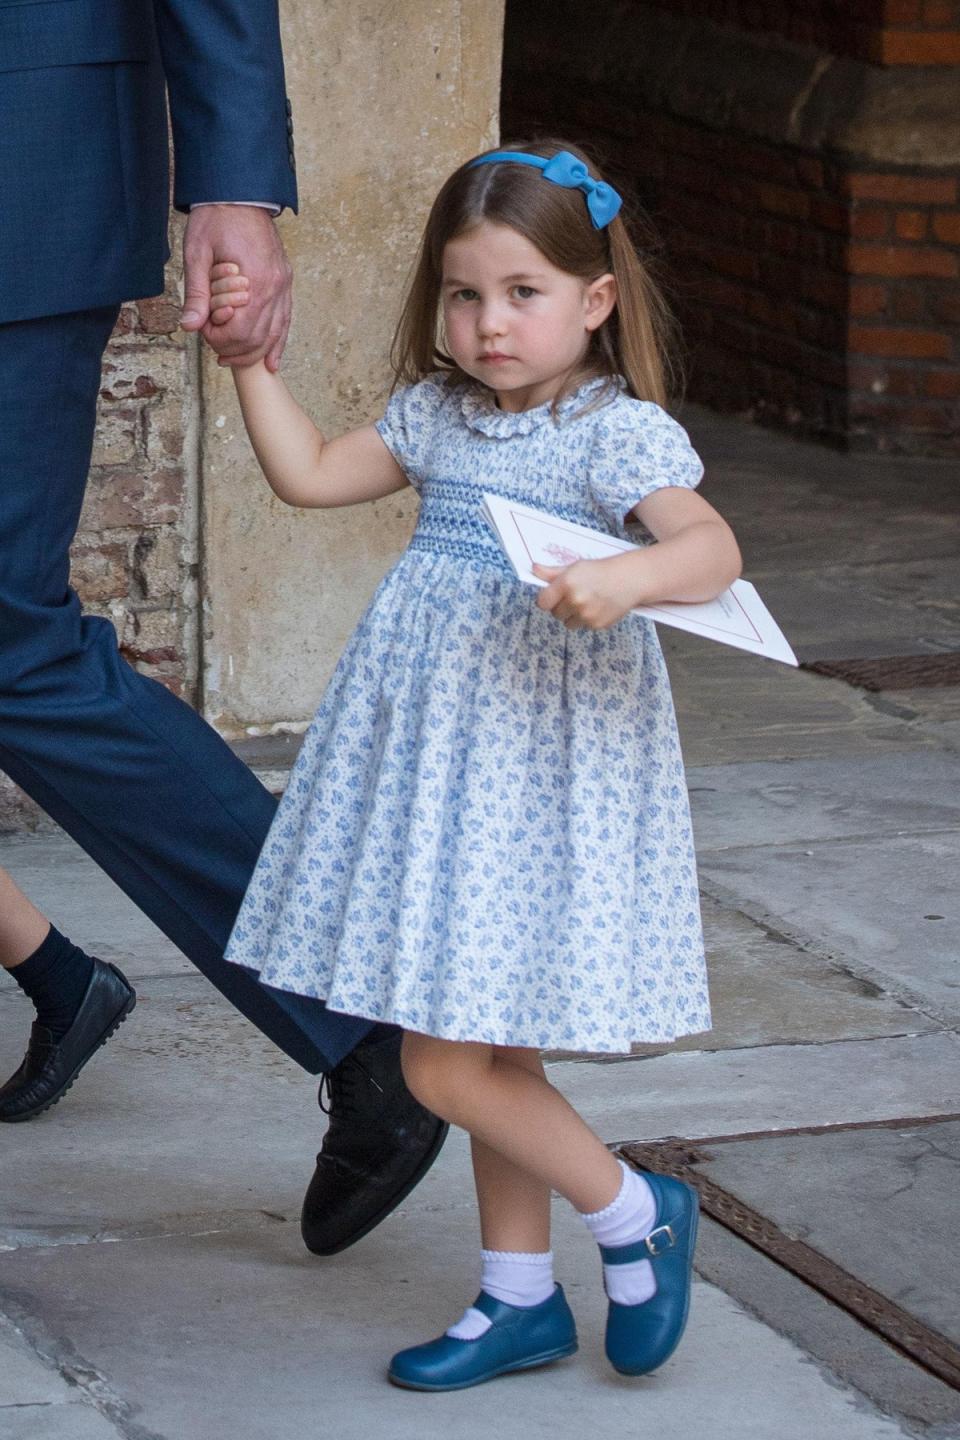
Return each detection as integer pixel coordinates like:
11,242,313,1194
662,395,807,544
477,305,506,338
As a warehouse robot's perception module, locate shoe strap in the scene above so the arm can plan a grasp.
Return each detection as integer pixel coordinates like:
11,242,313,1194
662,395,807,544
600,1223,680,1265
472,1287,557,1323
474,1290,503,1320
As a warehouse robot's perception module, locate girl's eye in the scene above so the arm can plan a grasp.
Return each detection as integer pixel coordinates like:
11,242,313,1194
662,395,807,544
452,288,478,302
513,285,536,300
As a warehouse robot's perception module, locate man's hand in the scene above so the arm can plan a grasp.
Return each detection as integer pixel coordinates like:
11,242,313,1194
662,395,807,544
181,205,293,371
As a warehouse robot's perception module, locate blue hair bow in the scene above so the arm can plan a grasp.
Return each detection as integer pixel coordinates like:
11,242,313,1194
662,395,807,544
468,149,623,230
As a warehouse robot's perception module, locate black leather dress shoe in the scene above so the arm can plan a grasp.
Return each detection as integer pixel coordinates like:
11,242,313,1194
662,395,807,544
301,1026,448,1255
0,958,135,1122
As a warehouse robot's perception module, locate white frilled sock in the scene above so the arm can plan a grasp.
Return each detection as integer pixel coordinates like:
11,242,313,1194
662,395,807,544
445,1250,555,1340
580,1160,659,1305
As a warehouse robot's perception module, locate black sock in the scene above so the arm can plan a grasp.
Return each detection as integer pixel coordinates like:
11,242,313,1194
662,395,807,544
9,926,96,1040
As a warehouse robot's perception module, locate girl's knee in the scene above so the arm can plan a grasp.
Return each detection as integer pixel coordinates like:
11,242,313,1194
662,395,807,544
400,1032,443,1110
401,1032,482,1117
495,1044,544,1077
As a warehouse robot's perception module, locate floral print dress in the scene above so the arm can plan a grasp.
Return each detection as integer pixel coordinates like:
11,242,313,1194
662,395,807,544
224,375,711,1053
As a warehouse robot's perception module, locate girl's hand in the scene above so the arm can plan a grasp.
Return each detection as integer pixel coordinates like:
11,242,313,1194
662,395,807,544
208,262,251,328
532,555,641,630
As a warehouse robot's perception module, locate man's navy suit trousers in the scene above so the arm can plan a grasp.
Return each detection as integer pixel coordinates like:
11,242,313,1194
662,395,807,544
0,308,371,1073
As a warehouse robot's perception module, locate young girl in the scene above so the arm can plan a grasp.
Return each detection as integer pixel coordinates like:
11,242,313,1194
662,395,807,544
217,140,741,1390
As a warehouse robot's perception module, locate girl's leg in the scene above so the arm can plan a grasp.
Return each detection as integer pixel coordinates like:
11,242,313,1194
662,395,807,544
473,1133,552,1250
401,1033,622,1214
389,1041,582,1388
404,1035,658,1305
391,1035,692,1389
463,1050,556,1325
472,1048,551,1253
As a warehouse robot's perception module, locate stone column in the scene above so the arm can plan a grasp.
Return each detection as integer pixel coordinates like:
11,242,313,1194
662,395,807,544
199,2,504,734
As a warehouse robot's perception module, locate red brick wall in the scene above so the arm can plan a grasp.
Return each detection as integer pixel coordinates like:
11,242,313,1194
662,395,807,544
845,173,960,436
627,119,959,447
81,235,197,704
665,0,960,63
502,1,960,453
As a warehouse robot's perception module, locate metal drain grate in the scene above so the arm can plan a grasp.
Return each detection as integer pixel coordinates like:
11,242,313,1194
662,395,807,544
621,1125,960,1392
802,653,960,691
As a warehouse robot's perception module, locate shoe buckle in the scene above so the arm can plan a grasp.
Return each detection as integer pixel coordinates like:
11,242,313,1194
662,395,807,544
644,1224,676,1258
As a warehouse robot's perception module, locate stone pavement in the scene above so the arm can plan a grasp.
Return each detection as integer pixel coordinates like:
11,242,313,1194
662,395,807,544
1,407,959,1439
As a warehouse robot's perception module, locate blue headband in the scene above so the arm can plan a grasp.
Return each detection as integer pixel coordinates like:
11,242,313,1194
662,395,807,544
468,149,623,230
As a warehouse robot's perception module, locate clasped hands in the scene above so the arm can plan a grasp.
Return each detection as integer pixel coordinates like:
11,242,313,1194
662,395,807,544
180,205,292,371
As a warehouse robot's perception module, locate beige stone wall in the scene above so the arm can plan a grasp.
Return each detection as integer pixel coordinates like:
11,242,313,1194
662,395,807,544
201,1,504,735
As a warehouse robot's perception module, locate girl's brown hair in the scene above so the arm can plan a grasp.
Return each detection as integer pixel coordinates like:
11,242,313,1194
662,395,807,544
391,138,679,409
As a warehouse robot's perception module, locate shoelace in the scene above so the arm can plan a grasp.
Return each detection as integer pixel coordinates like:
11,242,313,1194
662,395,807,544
317,1054,384,1116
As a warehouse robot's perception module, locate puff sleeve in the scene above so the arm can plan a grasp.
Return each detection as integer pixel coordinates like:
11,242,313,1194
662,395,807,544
375,376,449,493
587,399,703,528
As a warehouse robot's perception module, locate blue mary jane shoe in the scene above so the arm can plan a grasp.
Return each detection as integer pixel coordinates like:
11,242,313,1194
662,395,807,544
388,1285,577,1391
602,1169,699,1376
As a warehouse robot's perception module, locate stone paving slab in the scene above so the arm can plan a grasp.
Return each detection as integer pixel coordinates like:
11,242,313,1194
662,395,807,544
893,688,960,756
3,1059,929,1440
0,1145,915,1440
900,689,960,726
855,556,960,627
750,566,960,663
694,1216,960,1437
684,1121,960,1347
685,406,960,574
552,1034,959,1147
0,1406,122,1440
0,1319,124,1440
635,894,936,1059
1,1317,70,1405
915,719,960,754
688,751,960,852
663,636,925,765
700,832,960,1022
0,977,313,1247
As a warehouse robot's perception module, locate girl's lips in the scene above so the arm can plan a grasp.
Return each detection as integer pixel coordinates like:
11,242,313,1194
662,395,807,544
479,353,514,363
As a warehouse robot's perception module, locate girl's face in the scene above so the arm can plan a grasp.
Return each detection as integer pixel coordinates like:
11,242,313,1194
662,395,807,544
441,221,615,412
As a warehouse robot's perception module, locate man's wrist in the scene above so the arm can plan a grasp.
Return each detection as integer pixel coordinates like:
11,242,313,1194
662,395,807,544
190,202,282,216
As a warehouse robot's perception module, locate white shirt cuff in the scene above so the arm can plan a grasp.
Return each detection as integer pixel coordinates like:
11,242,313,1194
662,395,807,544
189,201,282,216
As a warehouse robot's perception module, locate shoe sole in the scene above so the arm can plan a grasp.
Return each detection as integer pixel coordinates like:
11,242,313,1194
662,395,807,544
388,1340,578,1391
610,1200,700,1377
0,983,136,1124
303,1118,451,1256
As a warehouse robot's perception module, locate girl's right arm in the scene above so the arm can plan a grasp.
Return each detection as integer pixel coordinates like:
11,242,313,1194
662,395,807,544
232,362,407,509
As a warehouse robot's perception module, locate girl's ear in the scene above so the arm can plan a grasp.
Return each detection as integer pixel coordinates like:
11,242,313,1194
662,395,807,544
584,273,617,332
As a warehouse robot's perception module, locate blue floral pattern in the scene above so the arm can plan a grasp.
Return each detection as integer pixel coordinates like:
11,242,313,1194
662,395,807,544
225,376,711,1052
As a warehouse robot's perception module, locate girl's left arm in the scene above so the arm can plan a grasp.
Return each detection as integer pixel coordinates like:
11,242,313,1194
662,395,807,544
534,488,742,631
231,362,408,508
208,262,407,508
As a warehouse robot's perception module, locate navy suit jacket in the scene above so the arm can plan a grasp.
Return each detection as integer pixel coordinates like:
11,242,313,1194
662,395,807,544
0,0,298,323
